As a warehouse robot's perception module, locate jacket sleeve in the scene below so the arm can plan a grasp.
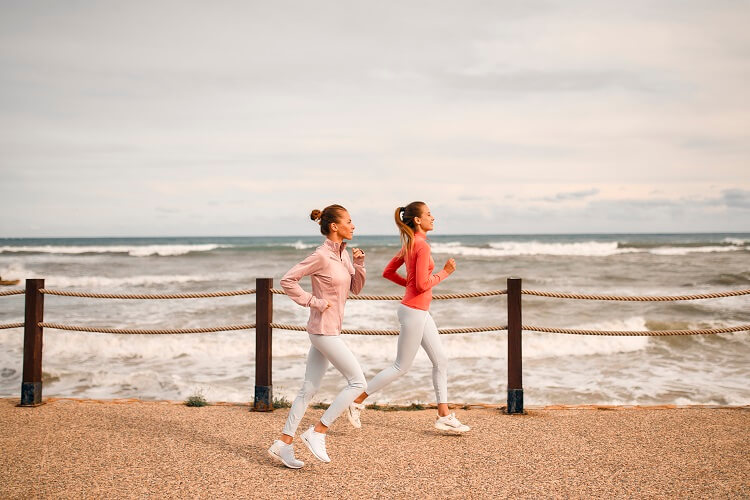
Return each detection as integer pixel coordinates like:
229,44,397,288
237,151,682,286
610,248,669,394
382,252,407,287
348,252,366,295
414,241,448,293
280,252,329,312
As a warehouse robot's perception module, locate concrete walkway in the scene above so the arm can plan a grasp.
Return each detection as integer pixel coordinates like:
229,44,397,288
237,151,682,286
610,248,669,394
0,398,748,498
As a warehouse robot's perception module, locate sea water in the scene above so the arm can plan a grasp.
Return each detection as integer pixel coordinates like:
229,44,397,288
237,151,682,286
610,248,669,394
1,233,748,406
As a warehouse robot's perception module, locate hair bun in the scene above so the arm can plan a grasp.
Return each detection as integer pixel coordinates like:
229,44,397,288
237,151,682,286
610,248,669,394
310,209,322,222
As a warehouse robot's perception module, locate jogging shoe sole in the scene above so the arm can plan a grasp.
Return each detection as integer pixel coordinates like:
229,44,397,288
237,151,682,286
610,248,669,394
346,406,362,429
267,447,303,469
434,423,470,433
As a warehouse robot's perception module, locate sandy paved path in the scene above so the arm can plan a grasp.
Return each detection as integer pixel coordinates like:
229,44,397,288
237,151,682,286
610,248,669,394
0,398,748,498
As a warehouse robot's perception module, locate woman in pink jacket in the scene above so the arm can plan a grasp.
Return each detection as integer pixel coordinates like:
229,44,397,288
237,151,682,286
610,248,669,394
348,201,470,433
268,204,366,469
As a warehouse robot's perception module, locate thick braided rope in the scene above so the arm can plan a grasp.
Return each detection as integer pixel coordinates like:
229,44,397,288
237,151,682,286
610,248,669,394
0,289,25,296
38,289,256,299
521,289,750,301
270,323,508,335
523,324,750,336
38,322,256,334
270,289,507,300
0,323,23,330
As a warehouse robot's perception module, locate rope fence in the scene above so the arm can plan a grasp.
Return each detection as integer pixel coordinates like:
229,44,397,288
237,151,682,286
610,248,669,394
38,289,257,299
4,277,749,410
523,324,750,336
38,322,256,335
521,289,750,301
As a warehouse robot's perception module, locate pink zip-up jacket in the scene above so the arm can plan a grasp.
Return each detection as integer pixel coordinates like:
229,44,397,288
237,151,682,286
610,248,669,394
280,239,366,335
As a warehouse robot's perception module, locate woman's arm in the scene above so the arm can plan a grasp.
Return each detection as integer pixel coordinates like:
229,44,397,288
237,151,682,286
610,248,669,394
349,248,366,294
280,252,329,311
382,252,407,287
414,241,449,293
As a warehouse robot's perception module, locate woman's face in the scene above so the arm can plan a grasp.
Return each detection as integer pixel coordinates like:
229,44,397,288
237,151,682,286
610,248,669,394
331,210,355,240
414,204,435,233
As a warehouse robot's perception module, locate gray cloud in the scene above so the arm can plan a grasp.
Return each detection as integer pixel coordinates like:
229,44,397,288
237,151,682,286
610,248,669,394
721,189,750,209
540,188,600,202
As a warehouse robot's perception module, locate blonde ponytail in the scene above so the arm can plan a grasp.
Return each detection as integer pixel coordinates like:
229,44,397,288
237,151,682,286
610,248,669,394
395,201,425,256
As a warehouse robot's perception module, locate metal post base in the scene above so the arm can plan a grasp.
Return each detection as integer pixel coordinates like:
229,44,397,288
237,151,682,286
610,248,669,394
253,385,273,412
19,382,42,407
507,389,524,414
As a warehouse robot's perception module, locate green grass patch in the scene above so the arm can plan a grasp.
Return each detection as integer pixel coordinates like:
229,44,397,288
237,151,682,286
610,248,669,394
185,393,209,407
273,395,292,409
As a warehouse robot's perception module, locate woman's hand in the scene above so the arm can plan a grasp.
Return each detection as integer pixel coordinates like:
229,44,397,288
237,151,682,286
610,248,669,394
442,257,456,275
352,247,365,265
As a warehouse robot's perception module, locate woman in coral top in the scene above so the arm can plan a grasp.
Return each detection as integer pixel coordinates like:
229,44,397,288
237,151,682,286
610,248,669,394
267,204,367,469
347,201,470,433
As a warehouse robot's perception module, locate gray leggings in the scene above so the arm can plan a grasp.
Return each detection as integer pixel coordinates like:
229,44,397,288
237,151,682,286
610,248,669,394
365,304,448,404
282,334,366,437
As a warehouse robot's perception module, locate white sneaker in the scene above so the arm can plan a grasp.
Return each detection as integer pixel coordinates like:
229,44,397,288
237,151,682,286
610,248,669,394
346,402,365,428
268,440,304,469
434,412,470,433
300,426,331,463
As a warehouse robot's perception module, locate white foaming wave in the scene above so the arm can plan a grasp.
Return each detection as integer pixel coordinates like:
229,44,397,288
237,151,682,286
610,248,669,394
279,240,316,250
431,241,635,257
0,244,229,257
430,241,746,257
523,317,651,360
648,246,743,256
46,274,215,288
722,237,748,246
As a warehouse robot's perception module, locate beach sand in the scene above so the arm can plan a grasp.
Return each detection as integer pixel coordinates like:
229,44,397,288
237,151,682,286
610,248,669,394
0,397,748,498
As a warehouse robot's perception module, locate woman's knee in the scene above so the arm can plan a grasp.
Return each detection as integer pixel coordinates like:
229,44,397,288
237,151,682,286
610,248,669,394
298,379,320,401
348,372,366,391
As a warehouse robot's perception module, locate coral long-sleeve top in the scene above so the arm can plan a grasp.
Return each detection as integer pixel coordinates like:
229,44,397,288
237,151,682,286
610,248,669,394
382,232,448,311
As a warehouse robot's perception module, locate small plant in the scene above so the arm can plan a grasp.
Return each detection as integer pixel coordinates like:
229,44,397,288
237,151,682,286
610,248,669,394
404,402,425,411
366,403,383,411
311,402,330,410
273,395,292,409
185,390,209,407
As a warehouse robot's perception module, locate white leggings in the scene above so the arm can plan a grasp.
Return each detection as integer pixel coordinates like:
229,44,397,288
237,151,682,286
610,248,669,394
365,304,448,404
282,334,366,437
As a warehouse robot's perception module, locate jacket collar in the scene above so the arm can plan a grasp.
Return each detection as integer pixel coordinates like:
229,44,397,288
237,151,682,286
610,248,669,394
324,239,346,255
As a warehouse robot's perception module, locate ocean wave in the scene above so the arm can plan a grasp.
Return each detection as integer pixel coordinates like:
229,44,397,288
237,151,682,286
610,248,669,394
45,274,217,288
278,240,316,250
429,240,746,257
0,244,230,257
647,246,743,256
431,241,636,257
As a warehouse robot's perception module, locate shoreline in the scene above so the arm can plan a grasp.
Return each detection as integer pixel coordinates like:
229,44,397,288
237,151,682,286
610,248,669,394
1,397,747,498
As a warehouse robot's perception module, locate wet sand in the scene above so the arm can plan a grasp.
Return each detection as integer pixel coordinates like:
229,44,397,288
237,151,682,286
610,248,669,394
0,398,748,498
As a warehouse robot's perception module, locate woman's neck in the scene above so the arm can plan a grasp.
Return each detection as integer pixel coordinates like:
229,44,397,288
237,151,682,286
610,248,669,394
328,233,344,244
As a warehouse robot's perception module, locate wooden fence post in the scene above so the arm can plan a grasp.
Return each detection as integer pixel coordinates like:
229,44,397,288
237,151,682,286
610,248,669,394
253,278,273,411
20,279,44,407
507,277,523,414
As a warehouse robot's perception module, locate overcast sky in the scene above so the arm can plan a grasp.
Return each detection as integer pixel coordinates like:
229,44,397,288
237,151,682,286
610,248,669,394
1,1,748,237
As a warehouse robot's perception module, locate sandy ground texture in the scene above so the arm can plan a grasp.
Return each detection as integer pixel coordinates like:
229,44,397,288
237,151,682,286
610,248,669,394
0,398,748,499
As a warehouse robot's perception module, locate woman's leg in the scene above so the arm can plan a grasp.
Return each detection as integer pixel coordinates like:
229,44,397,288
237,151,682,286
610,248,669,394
307,334,366,429
419,313,450,416
280,341,329,441
357,304,427,400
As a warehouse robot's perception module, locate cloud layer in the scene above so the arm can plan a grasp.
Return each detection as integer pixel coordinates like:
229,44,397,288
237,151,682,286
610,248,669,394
1,1,748,236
